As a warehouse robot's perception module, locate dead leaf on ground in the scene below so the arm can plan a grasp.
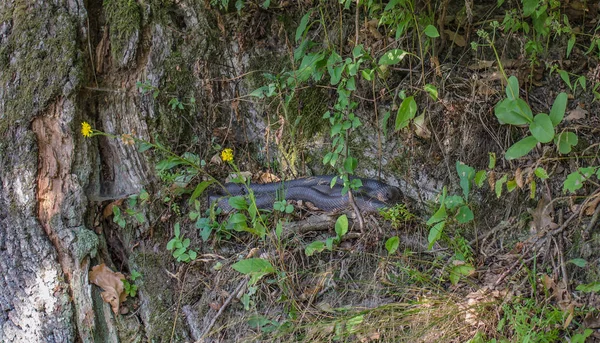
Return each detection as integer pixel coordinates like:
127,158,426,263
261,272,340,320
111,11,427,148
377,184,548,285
443,29,466,47
468,60,494,70
584,312,600,329
515,168,524,189
430,56,442,77
257,171,280,183
584,195,600,216
103,198,125,219
529,195,557,233
366,19,383,39
226,171,252,183
565,105,588,121
89,264,127,314
210,152,222,165
413,113,431,139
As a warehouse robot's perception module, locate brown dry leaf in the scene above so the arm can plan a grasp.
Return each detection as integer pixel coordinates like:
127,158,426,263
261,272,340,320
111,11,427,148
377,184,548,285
430,56,442,77
584,312,600,329
359,331,381,342
89,264,127,314
366,19,383,39
529,195,557,233
515,168,524,189
443,29,466,47
474,79,497,96
584,195,600,216
488,171,496,190
413,113,431,139
570,1,589,11
210,152,222,165
258,171,280,183
565,105,588,121
103,199,125,219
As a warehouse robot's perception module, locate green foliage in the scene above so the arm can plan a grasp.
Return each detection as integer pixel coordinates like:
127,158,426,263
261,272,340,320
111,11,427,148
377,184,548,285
166,222,197,262
305,214,349,256
379,203,416,229
563,166,600,193
385,236,400,255
497,298,563,342
231,258,275,285
122,270,141,297
494,77,573,159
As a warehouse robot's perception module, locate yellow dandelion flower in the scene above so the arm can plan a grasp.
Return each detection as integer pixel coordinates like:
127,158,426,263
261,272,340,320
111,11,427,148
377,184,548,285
81,122,92,137
221,148,234,162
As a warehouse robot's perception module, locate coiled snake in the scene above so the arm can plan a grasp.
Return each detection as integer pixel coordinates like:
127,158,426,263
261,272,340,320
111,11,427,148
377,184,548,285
209,175,401,213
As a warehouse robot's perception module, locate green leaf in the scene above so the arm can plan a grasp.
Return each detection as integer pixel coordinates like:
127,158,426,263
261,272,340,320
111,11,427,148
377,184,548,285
456,161,475,200
495,98,533,125
426,204,447,225
506,180,517,192
563,171,585,193
495,174,508,198
189,180,214,205
568,258,587,267
558,70,572,89
488,152,496,169
576,282,600,293
295,11,311,42
424,84,438,101
174,222,181,237
305,241,326,256
232,258,275,275
534,167,549,179
344,157,357,174
395,96,417,130
449,264,475,285
505,76,520,100
166,239,176,250
335,214,348,238
182,238,190,248
505,135,538,160
345,76,356,91
567,35,576,58
423,25,440,38
138,142,154,152
427,220,445,249
577,76,586,91
378,49,408,66
444,195,464,210
362,69,374,81
475,170,487,187
228,196,248,210
556,132,578,154
530,180,536,199
385,236,400,255
456,206,474,223
530,113,555,143
549,93,567,126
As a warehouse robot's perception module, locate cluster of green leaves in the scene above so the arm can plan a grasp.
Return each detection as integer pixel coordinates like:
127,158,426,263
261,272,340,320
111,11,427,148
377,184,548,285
495,76,575,159
121,270,142,297
563,166,600,193
231,257,275,310
304,215,349,256
166,222,198,262
379,203,415,229
112,190,149,228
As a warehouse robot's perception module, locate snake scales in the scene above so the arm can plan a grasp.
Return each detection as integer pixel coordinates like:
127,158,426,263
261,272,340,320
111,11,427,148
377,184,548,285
209,175,401,213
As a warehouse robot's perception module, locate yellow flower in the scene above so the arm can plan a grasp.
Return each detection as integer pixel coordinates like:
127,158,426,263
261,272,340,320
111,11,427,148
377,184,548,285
221,148,234,162
81,122,92,138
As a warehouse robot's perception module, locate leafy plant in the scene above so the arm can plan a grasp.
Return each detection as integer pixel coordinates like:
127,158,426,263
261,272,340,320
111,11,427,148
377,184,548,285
305,214,348,256
495,76,574,159
379,203,415,229
122,270,142,297
166,222,197,262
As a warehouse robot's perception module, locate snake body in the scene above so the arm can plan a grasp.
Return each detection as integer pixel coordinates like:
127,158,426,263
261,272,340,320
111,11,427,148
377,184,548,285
209,175,401,213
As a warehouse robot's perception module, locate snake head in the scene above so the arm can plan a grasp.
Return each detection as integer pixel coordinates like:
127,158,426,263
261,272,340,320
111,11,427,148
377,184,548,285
379,186,402,203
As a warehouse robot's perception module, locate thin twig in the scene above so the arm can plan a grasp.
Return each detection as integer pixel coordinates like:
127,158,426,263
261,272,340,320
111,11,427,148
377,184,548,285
198,278,248,341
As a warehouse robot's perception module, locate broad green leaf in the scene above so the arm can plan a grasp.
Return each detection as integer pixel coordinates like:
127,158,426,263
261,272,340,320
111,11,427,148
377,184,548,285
563,171,585,193
189,180,214,205
549,92,568,126
534,167,549,179
385,236,400,255
166,239,175,250
522,0,537,16
295,11,311,42
378,49,408,66
424,84,438,101
495,98,533,125
428,220,445,249
475,170,487,187
426,204,447,225
556,131,578,154
232,258,274,274
495,174,508,198
305,241,326,256
228,196,248,210
249,86,267,98
174,222,181,237
449,264,475,285
576,282,600,293
456,161,475,200
395,96,417,130
577,76,586,91
506,180,517,192
138,142,154,152
568,258,587,267
345,76,356,91
155,157,185,172
362,69,374,81
444,195,464,210
505,135,538,160
424,25,440,38
325,237,334,250
505,76,520,100
456,205,474,223
335,214,348,238
530,113,554,143
344,156,358,173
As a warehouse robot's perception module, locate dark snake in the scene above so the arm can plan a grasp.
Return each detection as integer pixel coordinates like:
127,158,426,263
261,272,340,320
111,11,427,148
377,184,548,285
209,175,401,213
